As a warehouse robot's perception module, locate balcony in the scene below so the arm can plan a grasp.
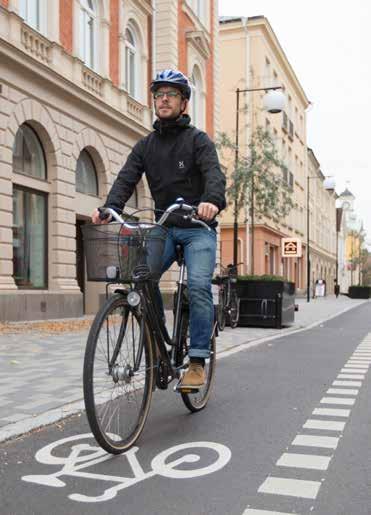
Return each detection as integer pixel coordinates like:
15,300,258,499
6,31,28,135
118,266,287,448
0,7,151,130
21,26,51,64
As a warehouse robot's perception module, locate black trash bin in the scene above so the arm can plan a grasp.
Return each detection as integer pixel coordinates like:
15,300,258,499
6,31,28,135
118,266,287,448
236,279,296,328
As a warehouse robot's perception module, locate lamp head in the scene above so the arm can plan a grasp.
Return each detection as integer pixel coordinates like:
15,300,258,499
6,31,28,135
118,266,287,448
263,89,286,114
323,176,336,191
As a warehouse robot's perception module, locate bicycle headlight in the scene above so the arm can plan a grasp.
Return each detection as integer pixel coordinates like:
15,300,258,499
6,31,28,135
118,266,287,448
127,290,141,307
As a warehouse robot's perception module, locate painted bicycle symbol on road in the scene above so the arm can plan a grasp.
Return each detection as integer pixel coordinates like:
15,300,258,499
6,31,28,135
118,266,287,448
22,433,232,503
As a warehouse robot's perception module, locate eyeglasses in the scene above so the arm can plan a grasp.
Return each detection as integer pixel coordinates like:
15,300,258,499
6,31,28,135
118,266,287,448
153,91,181,99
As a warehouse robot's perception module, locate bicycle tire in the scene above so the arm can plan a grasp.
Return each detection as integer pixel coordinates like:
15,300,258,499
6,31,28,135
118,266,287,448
180,318,216,412
229,290,240,329
217,285,227,331
84,293,154,454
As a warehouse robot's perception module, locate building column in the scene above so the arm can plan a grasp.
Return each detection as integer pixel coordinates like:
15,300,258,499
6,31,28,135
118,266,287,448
100,18,111,78
0,153,17,290
7,0,20,14
49,152,80,292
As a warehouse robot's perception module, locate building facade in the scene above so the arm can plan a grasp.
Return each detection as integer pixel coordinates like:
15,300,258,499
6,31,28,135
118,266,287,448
307,148,336,296
218,16,309,289
337,188,363,292
0,0,219,320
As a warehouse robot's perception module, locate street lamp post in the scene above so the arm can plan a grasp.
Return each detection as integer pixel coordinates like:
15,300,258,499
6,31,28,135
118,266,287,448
306,175,336,302
233,86,285,270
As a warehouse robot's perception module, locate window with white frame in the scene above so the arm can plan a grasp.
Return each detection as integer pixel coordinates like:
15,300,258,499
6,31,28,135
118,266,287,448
186,0,207,26
19,0,46,33
190,65,204,129
125,27,137,98
79,0,96,69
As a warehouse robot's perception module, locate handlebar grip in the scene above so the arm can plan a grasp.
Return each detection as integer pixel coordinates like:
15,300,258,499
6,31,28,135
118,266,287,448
97,207,111,221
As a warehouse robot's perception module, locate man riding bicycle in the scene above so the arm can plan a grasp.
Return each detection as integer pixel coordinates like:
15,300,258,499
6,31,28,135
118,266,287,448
92,69,226,389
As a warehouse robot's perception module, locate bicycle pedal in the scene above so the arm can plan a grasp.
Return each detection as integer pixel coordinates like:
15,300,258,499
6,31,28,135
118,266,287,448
173,379,199,394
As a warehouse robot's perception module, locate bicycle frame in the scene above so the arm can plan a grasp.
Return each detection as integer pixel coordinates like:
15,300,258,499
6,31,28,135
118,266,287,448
134,257,188,375
99,199,211,384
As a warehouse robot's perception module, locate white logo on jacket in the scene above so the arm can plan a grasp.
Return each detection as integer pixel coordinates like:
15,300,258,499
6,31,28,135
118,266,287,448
178,161,185,169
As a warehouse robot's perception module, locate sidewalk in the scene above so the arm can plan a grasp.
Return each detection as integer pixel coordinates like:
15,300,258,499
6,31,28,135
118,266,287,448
0,295,368,443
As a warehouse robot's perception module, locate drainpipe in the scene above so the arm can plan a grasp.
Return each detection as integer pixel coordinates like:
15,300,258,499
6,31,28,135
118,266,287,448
152,0,156,78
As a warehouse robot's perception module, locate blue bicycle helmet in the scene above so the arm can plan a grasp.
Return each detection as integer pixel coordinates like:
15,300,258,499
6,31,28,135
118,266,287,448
150,69,192,100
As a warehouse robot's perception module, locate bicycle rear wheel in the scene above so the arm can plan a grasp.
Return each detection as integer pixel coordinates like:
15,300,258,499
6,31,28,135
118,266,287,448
83,293,154,454
217,285,227,331
229,290,240,329
180,316,216,412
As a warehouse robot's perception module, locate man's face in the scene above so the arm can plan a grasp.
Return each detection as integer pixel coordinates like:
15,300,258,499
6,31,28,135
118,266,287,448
154,86,187,119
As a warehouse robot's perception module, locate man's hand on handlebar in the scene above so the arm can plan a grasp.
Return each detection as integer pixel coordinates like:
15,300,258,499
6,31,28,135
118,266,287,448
197,202,219,222
91,208,111,225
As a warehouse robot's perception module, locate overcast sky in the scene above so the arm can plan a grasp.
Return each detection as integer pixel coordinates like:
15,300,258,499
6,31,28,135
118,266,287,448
218,0,371,240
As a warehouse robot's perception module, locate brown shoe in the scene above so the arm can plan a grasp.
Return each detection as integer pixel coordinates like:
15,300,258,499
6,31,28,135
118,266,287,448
180,363,206,389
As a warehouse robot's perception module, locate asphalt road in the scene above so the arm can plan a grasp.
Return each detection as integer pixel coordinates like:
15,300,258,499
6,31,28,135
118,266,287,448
1,303,370,515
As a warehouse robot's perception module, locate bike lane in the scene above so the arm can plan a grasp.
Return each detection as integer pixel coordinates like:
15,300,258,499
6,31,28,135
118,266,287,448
1,303,370,515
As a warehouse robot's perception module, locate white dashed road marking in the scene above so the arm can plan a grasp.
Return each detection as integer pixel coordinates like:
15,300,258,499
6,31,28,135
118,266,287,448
303,419,346,431
332,381,362,387
242,333,371,514
258,477,322,499
320,397,355,406
337,373,364,379
312,407,350,417
276,452,332,470
291,434,339,449
242,509,294,515
326,388,359,395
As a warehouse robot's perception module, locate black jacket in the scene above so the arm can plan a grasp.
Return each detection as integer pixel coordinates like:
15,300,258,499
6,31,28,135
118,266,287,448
105,115,226,227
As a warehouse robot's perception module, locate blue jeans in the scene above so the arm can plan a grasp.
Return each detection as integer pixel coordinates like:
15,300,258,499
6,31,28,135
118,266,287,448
155,227,217,358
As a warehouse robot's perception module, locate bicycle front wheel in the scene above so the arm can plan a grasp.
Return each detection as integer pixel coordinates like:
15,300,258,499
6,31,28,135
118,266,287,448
181,320,216,412
83,293,154,454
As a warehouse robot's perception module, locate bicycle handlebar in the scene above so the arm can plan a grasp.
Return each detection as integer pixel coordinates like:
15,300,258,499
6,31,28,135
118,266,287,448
98,197,211,231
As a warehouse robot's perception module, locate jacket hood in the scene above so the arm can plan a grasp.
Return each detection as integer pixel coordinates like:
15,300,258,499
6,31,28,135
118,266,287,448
153,114,191,134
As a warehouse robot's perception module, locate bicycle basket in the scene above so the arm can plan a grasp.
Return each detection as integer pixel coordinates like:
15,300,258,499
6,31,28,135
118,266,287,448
81,222,168,282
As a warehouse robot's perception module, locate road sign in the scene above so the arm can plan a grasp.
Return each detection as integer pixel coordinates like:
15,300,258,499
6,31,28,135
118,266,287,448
282,238,302,258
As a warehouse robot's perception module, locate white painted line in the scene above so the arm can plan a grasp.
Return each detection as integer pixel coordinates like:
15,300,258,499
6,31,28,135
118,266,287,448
242,509,294,515
341,368,367,374
343,364,369,369
338,374,365,379
292,434,339,449
320,397,355,406
347,359,371,363
258,476,321,499
276,452,332,470
333,380,362,387
326,388,359,395
313,408,351,417
303,419,346,431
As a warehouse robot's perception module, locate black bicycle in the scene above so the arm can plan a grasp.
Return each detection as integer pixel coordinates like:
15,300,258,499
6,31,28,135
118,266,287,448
214,264,240,330
81,200,217,454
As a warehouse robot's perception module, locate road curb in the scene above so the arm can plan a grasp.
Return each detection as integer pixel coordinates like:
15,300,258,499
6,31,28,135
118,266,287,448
1,299,368,444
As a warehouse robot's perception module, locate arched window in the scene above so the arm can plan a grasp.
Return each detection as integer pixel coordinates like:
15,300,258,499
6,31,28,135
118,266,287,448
13,124,46,180
79,0,96,69
125,26,138,98
12,125,47,288
190,66,204,129
76,150,98,195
